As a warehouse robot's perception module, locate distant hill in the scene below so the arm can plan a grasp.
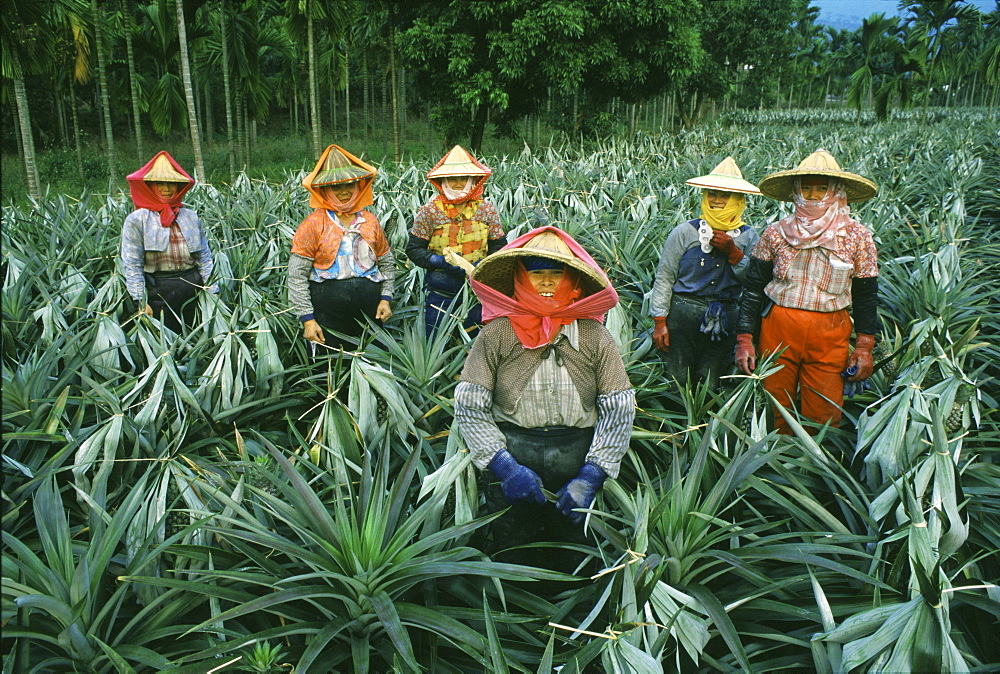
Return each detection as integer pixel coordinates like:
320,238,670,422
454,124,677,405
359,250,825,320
811,0,996,30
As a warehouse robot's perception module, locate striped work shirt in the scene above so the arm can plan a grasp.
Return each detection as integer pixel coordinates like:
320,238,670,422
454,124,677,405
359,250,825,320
454,318,635,478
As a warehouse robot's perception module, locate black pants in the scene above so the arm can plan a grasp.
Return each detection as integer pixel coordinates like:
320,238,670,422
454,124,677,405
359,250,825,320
662,295,738,390
481,423,595,574
424,290,483,339
145,267,202,332
310,277,382,353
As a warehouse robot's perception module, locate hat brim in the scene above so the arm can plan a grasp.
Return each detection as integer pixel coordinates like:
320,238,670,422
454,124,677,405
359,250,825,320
428,163,489,179
313,167,372,186
759,168,877,203
471,250,607,299
685,175,761,195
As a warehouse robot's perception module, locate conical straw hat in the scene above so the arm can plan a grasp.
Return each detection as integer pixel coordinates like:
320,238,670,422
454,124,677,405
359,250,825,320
759,149,877,203
685,156,760,194
313,146,373,185
427,145,490,179
471,230,607,298
143,154,190,183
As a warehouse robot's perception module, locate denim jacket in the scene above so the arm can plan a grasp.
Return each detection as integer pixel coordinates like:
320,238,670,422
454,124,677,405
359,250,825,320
120,207,216,300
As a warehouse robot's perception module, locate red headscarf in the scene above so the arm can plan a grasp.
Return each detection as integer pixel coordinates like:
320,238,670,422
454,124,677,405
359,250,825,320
126,151,194,227
472,226,619,349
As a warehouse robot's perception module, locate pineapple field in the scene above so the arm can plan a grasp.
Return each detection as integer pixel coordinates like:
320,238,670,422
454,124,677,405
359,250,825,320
3,108,999,672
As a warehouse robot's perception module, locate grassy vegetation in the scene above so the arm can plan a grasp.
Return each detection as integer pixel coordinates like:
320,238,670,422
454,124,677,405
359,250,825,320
2,108,999,671
1,116,540,206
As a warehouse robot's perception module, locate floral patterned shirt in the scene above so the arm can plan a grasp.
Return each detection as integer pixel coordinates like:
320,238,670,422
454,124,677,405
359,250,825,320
754,221,878,313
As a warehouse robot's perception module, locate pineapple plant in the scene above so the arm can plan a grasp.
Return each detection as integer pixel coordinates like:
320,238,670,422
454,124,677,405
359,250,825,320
164,474,189,540
872,340,897,381
248,454,279,496
946,382,975,434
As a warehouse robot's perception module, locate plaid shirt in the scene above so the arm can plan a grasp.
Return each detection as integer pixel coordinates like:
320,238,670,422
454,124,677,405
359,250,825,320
144,223,197,273
411,197,504,263
121,207,215,301
455,318,635,479
755,221,878,313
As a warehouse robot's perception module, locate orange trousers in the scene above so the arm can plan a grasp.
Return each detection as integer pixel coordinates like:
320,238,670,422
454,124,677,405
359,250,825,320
759,305,851,435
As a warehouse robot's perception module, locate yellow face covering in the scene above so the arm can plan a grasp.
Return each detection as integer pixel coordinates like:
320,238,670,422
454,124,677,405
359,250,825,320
700,192,746,231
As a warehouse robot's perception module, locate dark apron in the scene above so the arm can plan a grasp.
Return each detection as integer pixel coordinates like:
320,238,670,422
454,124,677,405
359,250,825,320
663,294,738,389
145,267,202,332
309,277,382,352
481,423,595,573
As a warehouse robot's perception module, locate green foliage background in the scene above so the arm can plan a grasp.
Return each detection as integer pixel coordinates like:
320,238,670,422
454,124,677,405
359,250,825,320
3,108,1000,671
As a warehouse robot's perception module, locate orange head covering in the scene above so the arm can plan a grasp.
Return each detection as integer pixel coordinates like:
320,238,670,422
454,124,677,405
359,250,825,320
303,145,377,214
126,151,194,226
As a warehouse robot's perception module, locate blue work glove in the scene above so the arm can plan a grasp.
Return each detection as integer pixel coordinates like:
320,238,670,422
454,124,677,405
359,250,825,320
698,301,728,341
488,449,545,505
841,365,872,398
429,254,465,275
555,462,607,524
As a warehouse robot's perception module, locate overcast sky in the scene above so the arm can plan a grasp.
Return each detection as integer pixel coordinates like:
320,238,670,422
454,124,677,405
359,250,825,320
811,0,997,30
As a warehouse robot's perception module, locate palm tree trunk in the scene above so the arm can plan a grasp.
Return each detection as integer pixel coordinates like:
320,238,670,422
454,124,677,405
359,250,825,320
363,51,370,144
398,62,407,131
236,88,246,169
91,0,117,182
54,90,67,145
219,1,236,181
389,25,400,163
70,78,85,181
11,48,41,201
123,1,144,162
307,4,321,159
330,75,339,138
204,83,213,145
345,49,351,139
175,0,205,181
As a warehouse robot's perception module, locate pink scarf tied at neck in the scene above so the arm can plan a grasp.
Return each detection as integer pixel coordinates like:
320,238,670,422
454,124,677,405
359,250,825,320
471,226,619,349
777,179,858,252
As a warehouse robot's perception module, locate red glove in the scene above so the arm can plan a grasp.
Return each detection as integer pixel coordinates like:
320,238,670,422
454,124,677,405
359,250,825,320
735,333,756,374
652,317,669,352
710,230,744,265
848,334,875,381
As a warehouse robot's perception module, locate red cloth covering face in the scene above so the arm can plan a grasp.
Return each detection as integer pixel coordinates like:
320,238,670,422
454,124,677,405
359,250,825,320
472,226,619,349
303,145,377,214
126,151,194,227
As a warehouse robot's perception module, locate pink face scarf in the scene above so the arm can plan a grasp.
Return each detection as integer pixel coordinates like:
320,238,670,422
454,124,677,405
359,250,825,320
471,226,619,349
777,178,857,251
125,152,194,227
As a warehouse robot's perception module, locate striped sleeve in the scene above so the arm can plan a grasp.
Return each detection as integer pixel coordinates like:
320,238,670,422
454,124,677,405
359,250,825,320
376,246,395,300
287,253,315,320
454,381,508,471
586,389,636,479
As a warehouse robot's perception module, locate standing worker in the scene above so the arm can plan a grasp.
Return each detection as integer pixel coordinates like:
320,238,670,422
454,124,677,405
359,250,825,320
287,145,395,354
406,145,506,337
734,149,880,434
454,226,635,572
650,157,761,389
121,151,217,332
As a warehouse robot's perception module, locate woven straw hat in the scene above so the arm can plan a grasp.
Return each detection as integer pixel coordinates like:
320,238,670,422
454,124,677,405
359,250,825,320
685,156,760,194
143,154,189,183
471,230,607,298
759,149,877,203
427,145,490,179
313,146,373,185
